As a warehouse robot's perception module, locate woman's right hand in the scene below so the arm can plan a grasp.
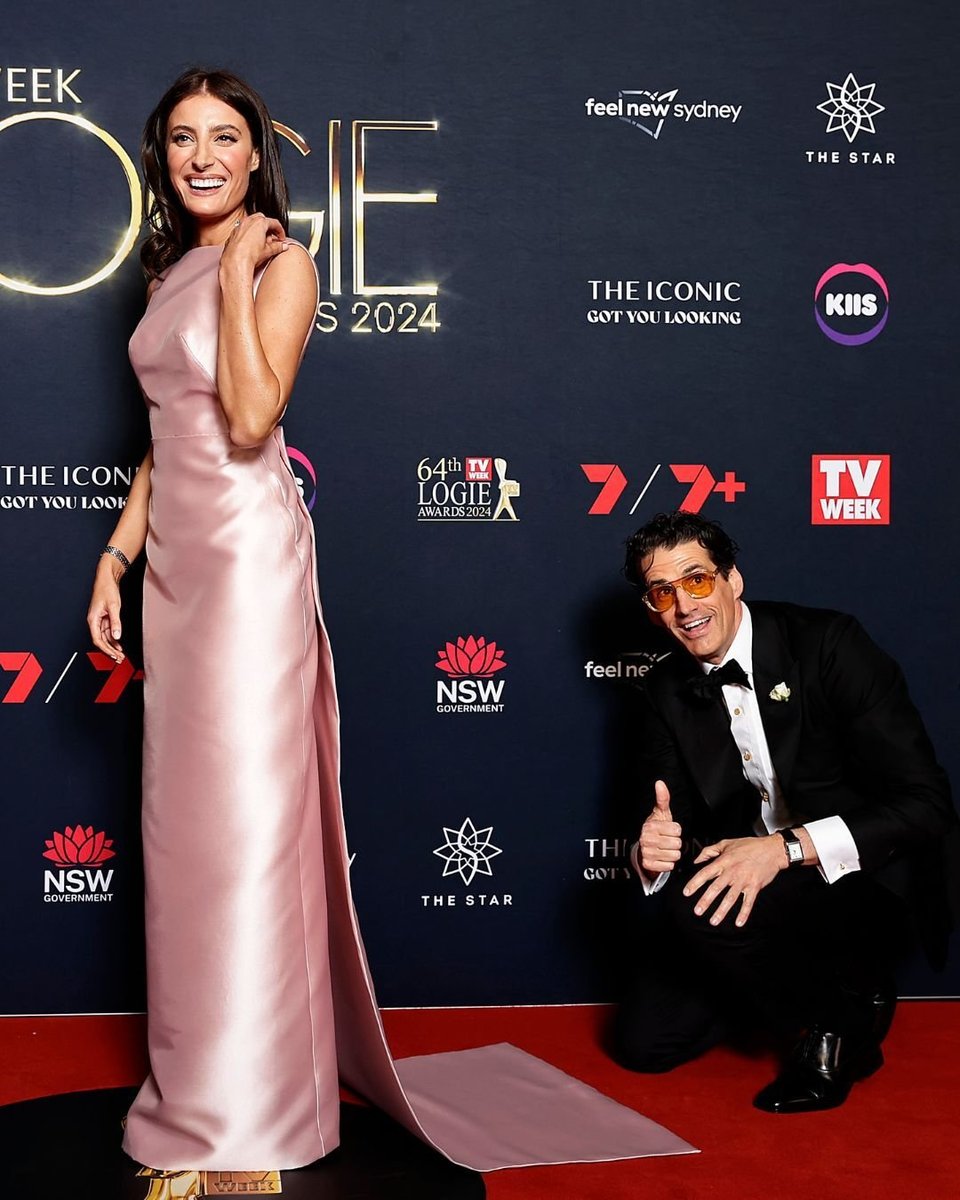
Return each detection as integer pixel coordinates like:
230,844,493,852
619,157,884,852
87,557,125,662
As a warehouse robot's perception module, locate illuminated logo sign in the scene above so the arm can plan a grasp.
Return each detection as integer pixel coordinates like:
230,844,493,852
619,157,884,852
417,456,520,522
435,636,506,714
584,89,742,138
814,263,888,345
42,825,116,904
580,463,746,516
811,455,890,524
1,71,440,330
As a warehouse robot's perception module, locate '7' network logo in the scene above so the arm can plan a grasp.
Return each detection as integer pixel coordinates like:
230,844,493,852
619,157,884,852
811,455,890,524
580,463,746,515
1,652,143,704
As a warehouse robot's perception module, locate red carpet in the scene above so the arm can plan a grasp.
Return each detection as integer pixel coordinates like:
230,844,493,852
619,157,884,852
2,1003,957,1199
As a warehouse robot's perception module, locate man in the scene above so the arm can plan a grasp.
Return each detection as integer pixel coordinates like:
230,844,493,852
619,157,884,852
612,510,957,1112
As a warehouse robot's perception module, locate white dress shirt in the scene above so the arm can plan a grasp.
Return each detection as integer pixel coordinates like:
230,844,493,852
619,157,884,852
632,603,861,894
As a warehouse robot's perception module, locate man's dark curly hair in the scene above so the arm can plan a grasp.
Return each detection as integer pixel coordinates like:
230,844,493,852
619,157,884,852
623,511,739,588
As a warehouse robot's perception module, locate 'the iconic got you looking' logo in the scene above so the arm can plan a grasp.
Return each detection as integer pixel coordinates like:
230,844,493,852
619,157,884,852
42,824,116,903
814,264,888,345
811,455,890,524
436,636,506,713
586,278,742,328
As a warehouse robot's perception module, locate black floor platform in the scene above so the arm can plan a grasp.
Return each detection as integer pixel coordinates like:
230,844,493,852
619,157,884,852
3,1087,486,1199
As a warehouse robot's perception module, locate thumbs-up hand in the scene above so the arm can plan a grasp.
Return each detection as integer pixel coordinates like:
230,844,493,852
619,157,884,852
638,780,683,874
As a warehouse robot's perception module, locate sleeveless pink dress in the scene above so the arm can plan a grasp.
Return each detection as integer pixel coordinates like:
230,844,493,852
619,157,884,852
122,241,694,1172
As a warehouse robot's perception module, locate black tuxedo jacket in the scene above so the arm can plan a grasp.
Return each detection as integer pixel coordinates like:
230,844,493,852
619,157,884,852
635,601,959,965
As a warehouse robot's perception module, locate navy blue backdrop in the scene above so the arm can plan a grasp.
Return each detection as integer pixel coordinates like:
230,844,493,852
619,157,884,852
1,0,957,1014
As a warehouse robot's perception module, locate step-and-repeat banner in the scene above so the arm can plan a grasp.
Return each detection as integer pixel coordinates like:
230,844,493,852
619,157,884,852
2,1,957,1012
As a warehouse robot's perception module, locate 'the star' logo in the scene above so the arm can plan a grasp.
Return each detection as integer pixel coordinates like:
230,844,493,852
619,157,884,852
433,818,502,886
817,73,885,143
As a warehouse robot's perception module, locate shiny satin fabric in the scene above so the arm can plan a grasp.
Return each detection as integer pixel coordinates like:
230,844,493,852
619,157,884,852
123,242,695,1172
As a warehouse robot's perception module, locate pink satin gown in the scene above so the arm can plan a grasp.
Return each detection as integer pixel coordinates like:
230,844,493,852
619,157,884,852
122,241,695,1173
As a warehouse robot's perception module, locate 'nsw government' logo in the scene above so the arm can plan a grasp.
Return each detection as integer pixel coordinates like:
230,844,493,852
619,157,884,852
42,824,116,903
435,635,507,715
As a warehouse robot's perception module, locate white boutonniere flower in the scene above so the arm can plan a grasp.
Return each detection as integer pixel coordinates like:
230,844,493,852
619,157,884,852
769,682,791,703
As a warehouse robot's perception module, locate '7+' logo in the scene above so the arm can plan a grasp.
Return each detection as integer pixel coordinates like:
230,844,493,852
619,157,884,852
580,463,746,515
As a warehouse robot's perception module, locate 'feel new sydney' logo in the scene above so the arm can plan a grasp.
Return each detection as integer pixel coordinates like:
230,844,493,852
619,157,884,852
815,263,888,345
584,89,742,139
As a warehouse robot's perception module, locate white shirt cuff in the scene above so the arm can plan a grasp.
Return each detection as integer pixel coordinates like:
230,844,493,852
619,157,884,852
804,815,861,884
629,839,670,895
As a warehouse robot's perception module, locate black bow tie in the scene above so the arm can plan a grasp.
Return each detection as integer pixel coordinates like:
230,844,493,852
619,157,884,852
687,658,751,702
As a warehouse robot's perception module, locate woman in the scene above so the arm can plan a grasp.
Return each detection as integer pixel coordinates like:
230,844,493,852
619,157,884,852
87,66,405,1173
88,67,690,1181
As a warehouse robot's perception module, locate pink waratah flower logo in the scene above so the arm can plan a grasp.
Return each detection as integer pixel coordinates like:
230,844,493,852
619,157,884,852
42,826,116,867
436,636,507,678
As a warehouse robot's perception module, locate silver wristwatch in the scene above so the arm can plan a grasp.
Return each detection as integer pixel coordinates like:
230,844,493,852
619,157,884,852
781,828,804,867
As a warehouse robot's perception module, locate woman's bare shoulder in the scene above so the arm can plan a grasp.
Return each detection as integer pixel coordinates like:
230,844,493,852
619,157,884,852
255,240,319,306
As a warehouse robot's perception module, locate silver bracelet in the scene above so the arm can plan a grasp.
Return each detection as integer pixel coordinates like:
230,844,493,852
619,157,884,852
101,544,131,572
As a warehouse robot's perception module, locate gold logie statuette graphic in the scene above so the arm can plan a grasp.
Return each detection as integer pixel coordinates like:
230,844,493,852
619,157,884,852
492,457,520,521
138,1170,282,1197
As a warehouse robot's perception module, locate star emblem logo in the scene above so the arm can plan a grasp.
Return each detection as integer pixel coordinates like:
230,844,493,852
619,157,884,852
432,818,502,885
817,73,885,143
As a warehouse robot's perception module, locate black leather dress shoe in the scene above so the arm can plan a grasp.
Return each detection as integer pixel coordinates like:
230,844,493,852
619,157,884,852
753,1027,884,1113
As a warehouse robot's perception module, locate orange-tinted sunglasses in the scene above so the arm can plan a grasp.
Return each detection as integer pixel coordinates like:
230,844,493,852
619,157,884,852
642,570,718,613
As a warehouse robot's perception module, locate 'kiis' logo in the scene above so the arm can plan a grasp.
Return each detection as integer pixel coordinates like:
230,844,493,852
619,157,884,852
42,825,117,903
815,264,888,345
435,636,506,713
580,463,745,515
811,455,890,524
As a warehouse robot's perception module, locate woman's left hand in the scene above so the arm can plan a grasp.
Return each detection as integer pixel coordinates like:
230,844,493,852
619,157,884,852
221,212,289,275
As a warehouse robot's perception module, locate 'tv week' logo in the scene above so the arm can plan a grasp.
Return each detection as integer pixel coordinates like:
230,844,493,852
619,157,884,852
811,455,890,524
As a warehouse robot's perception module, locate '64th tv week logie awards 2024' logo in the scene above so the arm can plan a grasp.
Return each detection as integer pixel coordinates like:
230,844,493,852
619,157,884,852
417,456,519,522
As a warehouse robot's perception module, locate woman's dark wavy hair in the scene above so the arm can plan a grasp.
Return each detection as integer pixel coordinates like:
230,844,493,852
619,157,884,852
623,511,739,588
140,68,289,280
